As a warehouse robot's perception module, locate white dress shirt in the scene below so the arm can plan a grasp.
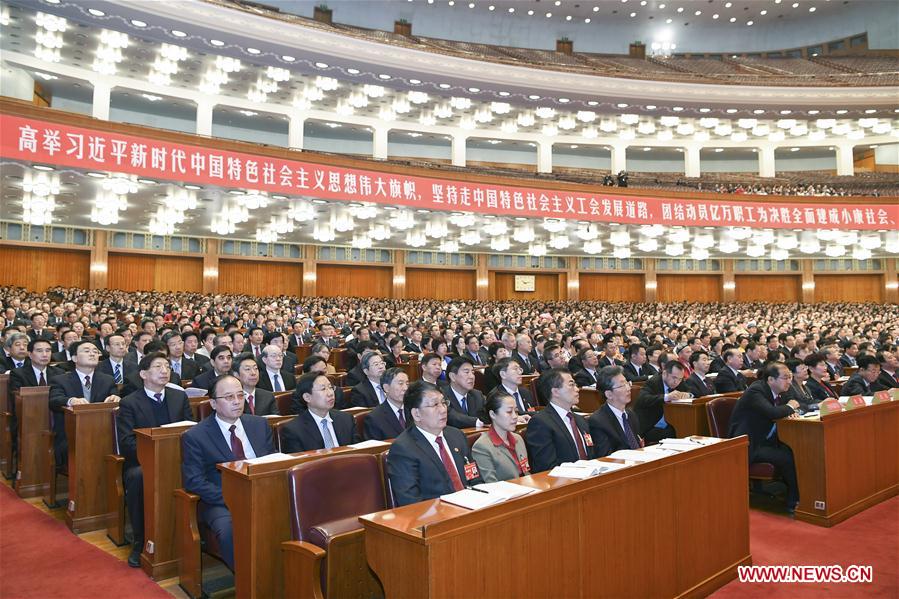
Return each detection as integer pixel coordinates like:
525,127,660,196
550,401,585,448
214,416,257,459
416,426,450,463
310,410,338,447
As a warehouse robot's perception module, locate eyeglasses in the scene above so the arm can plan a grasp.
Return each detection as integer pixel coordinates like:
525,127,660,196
213,392,243,402
610,381,632,391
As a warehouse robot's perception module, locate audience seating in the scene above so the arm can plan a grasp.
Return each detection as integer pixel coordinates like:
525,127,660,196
706,395,777,483
174,488,226,599
104,408,126,546
0,373,12,479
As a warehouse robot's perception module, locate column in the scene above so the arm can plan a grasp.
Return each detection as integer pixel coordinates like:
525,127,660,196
684,145,701,178
91,81,111,121
89,230,108,290
451,134,466,167
372,127,389,160
722,259,735,302
196,100,214,137
202,239,219,294
835,144,855,176
566,261,579,301
800,259,815,304
758,146,776,178
302,245,317,296
884,259,898,304
536,141,553,174
288,113,305,150
475,254,489,301
610,144,627,174
393,250,406,299
644,258,657,303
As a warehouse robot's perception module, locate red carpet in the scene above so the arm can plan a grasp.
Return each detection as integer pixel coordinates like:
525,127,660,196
713,496,899,598
0,484,170,599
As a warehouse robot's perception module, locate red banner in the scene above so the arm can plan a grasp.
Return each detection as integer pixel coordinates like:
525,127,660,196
2,114,896,230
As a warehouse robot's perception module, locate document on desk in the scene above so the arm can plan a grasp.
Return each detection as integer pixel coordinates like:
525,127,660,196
549,460,620,479
242,452,295,465
472,481,537,500
440,489,507,510
657,437,722,450
348,439,391,449
607,449,667,462
160,420,197,428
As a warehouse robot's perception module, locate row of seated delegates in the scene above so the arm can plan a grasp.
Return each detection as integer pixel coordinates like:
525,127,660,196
280,373,360,453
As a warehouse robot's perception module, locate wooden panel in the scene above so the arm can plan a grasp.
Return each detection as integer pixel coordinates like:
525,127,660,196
0,246,89,290
580,273,644,302
735,274,801,302
406,268,475,300
219,260,302,296
490,272,560,301
317,264,393,298
657,274,722,303
107,253,202,292
814,274,884,303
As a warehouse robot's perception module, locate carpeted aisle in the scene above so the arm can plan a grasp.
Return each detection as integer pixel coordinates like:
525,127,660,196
713,496,899,598
0,484,170,599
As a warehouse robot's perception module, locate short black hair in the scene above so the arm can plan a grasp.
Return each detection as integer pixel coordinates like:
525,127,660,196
27,338,52,352
536,368,570,402
420,352,442,367
857,354,879,371
446,356,474,377
139,352,168,371
380,367,406,389
302,355,326,373
294,371,329,408
403,380,442,423
597,365,623,394
480,387,514,425
688,350,709,366
210,345,232,361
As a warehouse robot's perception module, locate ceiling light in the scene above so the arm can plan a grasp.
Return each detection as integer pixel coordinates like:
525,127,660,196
130,19,147,27
88,8,105,16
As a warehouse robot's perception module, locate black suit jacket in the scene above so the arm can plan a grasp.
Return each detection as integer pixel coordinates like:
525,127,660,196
588,403,642,457
289,385,347,414
875,370,899,391
117,388,193,468
573,368,599,388
189,369,221,392
121,369,182,398
387,425,480,507
825,361,843,380
806,377,839,403
26,329,53,341
683,373,716,398
279,409,359,453
48,370,118,463
246,388,279,416
713,367,747,394
343,364,365,388
524,405,594,473
50,350,75,371
783,381,817,412
10,364,65,396
840,374,872,397
181,414,273,506
256,369,296,392
728,380,796,460
621,362,650,383
442,386,485,429
632,374,687,437
363,400,407,440
350,380,381,408
96,359,137,384
184,354,211,373
839,355,856,369
170,358,200,382
511,352,536,375
600,356,624,369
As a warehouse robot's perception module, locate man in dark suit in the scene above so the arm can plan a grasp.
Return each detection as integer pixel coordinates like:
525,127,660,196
281,372,359,453
315,323,340,349
600,335,624,368
839,341,859,369
403,329,424,355
573,347,600,387
256,346,296,392
621,344,650,383
234,353,279,416
492,357,536,415
633,361,690,444
51,330,80,368
683,351,717,398
117,353,193,566
125,332,153,369
364,368,410,441
164,332,200,382
823,346,844,380
387,380,481,507
181,374,273,570
525,369,594,473
464,335,489,366
26,313,53,342
182,331,211,373
841,355,882,396
292,355,348,412
2,332,29,372
286,320,314,351
714,349,749,394
511,334,536,375
875,350,899,390
728,363,801,512
9,338,64,456
350,351,388,408
588,366,643,457
48,340,120,466
190,346,234,391
95,333,135,386
443,357,485,428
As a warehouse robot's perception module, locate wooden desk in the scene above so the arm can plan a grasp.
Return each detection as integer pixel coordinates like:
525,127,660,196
777,400,899,527
664,393,740,438
575,387,603,412
64,402,117,533
0,374,12,479
15,387,51,498
362,437,751,599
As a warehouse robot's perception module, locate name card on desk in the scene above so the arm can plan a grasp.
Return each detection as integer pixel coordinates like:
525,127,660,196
872,390,892,404
242,452,295,465
819,398,843,415
841,395,868,410
549,460,626,478
160,420,197,428
440,489,506,510
348,439,390,449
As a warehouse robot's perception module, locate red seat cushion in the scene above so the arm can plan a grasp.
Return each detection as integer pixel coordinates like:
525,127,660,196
749,462,776,479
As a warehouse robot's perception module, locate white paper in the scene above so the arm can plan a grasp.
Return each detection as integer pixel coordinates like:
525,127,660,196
243,452,295,465
184,387,208,398
548,460,608,478
263,414,284,418
348,439,391,449
440,489,506,510
160,420,197,428
607,449,667,462
668,398,697,404
472,481,537,500
659,436,721,447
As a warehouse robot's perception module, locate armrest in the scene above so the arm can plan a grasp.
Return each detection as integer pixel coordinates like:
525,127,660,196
174,489,202,599
104,454,126,545
281,540,326,599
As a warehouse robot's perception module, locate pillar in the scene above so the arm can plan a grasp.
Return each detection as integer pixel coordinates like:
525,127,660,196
758,146,776,178
373,127,389,160
203,239,219,294
451,134,466,167
722,259,735,302
644,258,657,303
684,145,701,178
91,80,111,121
89,230,108,289
536,141,553,174
566,262,579,301
475,254,489,301
800,259,815,304
393,250,406,299
302,245,317,296
288,113,305,150
835,144,855,176
196,100,214,137
611,144,627,174
884,259,898,304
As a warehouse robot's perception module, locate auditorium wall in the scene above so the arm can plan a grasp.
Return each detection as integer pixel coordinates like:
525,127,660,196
813,274,885,303
734,275,802,303
107,253,203,292
316,264,393,298
490,272,563,301
406,268,476,300
0,246,89,290
657,274,723,303
218,260,303,296
579,273,645,302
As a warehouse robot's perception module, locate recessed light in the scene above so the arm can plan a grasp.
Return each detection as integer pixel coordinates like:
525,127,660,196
672,106,683,111
746,20,754,26
378,73,391,80
836,109,848,114
546,12,552,17
760,9,767,15
729,16,736,22
528,94,540,99
137,178,156,185
792,2,799,7
630,12,636,17
528,10,535,15
753,109,765,114
468,2,474,7
809,6,816,11
780,109,792,115
593,5,600,11
589,101,600,106
171,30,187,38
184,184,202,190
498,91,510,96
130,19,147,27
864,109,876,114
808,109,820,115
677,7,684,13
565,15,572,20
468,87,480,92
585,17,591,22
282,55,296,62
487,5,494,11
246,47,260,55
712,13,719,18
617,103,629,108
559,98,570,103
439,83,451,89
315,62,328,68
88,8,105,16
666,18,672,23
347,68,360,74
210,39,224,46
699,107,711,113
32,165,54,171
695,10,702,15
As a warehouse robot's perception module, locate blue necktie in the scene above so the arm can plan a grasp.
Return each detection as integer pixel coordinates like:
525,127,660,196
114,363,123,384
656,386,669,429
622,413,640,449
320,418,335,449
460,394,468,413
273,374,283,392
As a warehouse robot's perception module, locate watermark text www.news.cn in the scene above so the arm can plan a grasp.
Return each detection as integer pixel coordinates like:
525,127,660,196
738,564,873,584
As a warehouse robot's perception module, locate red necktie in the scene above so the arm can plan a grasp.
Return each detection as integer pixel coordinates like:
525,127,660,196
567,412,588,459
229,425,246,460
254,346,260,358
39,371,46,386
397,408,406,429
247,393,255,415
436,436,464,491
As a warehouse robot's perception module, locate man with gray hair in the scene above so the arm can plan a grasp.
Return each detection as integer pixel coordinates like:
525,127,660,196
513,333,536,375
256,345,296,392
2,332,29,372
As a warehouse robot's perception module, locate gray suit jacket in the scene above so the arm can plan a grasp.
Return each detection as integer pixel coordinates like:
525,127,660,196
471,430,529,483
